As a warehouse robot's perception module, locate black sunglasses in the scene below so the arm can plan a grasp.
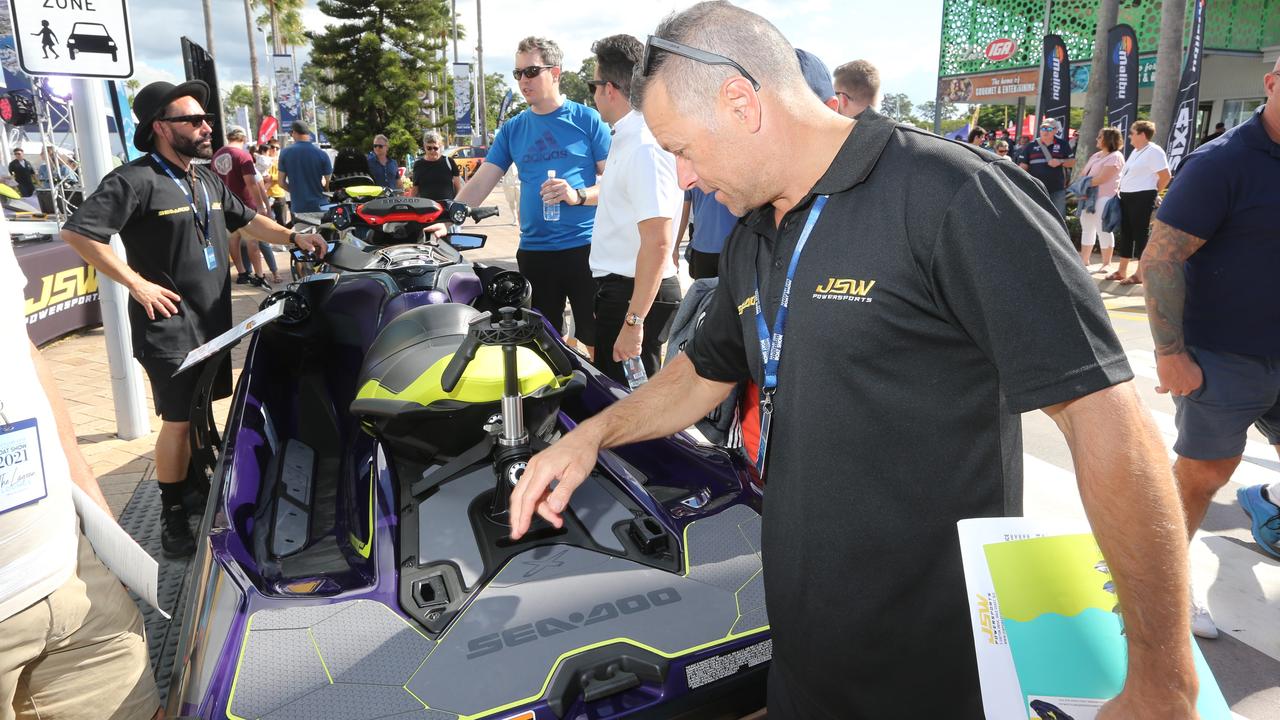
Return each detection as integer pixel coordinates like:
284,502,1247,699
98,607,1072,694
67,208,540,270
372,143,386,148
424,145,440,150
640,36,760,91
586,79,615,90
513,65,555,81
159,113,215,128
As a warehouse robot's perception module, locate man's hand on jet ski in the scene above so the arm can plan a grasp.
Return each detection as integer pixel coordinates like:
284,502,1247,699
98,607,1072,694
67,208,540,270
508,425,602,538
290,231,329,258
509,354,741,540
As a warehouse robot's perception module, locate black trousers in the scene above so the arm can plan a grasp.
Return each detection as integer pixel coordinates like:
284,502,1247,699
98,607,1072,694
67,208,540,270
516,244,597,346
1116,189,1157,260
688,248,720,280
593,274,682,385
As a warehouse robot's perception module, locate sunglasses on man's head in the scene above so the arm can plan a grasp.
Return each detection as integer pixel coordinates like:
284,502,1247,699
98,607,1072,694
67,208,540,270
159,113,215,128
513,65,555,81
640,35,761,91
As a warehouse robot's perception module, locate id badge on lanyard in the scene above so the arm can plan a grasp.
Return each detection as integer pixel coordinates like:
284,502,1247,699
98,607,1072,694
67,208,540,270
152,153,216,271
0,405,47,515
753,195,828,477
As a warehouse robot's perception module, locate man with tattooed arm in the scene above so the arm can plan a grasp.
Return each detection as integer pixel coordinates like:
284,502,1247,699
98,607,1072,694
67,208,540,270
1143,57,1280,639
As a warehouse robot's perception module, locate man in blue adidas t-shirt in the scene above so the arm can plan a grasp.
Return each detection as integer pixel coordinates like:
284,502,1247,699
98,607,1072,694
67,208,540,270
447,36,611,354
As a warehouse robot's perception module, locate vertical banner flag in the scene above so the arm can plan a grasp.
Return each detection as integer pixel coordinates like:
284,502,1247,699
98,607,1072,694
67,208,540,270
273,53,300,128
453,62,473,137
1106,24,1139,157
1166,0,1206,172
108,79,140,161
496,88,514,129
1037,34,1070,142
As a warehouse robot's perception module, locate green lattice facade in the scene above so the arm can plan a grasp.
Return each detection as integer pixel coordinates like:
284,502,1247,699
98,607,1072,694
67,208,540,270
938,0,1280,78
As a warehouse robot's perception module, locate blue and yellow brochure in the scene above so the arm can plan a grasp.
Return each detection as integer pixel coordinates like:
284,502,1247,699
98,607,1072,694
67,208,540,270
958,517,1231,719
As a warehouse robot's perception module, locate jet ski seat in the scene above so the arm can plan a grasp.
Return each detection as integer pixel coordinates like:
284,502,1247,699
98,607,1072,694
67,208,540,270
351,303,571,458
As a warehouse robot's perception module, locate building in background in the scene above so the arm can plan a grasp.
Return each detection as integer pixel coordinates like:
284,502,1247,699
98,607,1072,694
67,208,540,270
936,0,1278,135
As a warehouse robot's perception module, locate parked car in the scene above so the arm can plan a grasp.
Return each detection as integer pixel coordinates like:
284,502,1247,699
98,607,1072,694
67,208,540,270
67,22,118,62
448,145,488,181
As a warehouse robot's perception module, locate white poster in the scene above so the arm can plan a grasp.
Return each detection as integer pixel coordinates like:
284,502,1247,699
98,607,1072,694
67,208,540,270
452,61,472,137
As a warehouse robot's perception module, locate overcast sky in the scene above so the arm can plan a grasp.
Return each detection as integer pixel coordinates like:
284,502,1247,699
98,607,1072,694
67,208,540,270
133,0,945,108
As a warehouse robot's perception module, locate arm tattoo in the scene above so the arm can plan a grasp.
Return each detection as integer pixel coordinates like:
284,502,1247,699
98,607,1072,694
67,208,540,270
1143,219,1207,356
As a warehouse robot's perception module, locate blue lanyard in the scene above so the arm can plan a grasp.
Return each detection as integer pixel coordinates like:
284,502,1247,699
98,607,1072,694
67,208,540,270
752,195,828,473
151,153,211,246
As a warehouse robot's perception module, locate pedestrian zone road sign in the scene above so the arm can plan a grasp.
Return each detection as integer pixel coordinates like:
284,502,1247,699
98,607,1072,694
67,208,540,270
7,0,133,79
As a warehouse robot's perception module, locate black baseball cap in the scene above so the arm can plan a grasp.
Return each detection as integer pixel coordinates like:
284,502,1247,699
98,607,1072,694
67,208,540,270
131,80,210,153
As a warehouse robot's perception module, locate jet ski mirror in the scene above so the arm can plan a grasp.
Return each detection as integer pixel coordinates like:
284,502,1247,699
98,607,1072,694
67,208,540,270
447,232,487,251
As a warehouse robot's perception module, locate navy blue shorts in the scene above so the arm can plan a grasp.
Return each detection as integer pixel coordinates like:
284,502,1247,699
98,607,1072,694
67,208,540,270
1174,347,1280,460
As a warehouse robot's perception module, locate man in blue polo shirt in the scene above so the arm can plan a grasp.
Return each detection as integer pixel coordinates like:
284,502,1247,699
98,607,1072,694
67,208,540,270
1017,118,1075,217
1142,57,1280,639
278,121,332,214
677,187,735,279
443,36,610,354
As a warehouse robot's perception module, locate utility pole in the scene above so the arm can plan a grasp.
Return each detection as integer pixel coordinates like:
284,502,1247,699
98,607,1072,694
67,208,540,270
1150,0,1187,132
243,0,263,133
69,79,150,440
476,0,487,143
202,0,215,59
1074,0,1119,179
451,0,458,62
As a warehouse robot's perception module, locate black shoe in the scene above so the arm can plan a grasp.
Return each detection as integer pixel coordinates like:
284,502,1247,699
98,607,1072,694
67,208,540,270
249,275,271,289
182,485,209,516
161,503,196,558
235,272,252,285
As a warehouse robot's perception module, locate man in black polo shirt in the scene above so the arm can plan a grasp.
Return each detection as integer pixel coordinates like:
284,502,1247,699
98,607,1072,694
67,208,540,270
1018,118,1075,218
61,81,327,558
508,3,1197,718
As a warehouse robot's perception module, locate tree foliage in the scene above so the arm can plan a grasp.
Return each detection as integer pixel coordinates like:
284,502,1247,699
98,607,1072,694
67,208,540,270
224,84,273,116
253,0,307,51
309,0,453,158
879,93,914,122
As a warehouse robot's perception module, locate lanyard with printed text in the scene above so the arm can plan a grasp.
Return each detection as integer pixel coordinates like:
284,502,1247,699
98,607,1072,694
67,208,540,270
752,194,828,475
151,153,211,246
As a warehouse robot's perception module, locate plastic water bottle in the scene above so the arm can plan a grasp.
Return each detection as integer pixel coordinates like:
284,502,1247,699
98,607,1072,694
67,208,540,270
543,170,560,222
623,357,648,390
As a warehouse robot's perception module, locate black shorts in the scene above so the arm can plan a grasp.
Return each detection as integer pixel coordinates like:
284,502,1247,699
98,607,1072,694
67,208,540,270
516,244,597,346
138,355,232,423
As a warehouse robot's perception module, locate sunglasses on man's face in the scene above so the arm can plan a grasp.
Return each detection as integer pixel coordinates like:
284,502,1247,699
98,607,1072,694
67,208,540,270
160,113,215,128
586,79,614,91
513,65,555,81
425,145,440,151
373,143,386,148
640,35,761,92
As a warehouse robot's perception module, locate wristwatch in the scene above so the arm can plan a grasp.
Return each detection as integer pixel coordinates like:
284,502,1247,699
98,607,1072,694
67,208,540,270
288,231,299,246
574,188,587,206
625,312,644,326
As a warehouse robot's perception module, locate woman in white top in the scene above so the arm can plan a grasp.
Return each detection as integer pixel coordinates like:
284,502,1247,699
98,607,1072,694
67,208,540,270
1078,126,1125,271
1110,119,1171,285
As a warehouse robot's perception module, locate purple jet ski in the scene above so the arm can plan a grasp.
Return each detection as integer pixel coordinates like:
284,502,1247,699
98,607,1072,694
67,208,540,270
164,197,770,720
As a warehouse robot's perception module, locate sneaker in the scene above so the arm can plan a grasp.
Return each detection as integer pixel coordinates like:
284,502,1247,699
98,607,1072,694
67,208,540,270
248,275,270,289
235,272,252,285
1190,599,1219,639
161,503,195,558
1237,485,1280,559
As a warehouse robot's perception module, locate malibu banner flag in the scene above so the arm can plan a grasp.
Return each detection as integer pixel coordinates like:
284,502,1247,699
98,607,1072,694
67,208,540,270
1038,34,1070,141
1166,0,1207,172
1106,24,1139,157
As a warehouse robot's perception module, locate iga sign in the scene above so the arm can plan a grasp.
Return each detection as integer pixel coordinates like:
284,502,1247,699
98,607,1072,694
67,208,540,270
984,39,1017,62
7,0,133,78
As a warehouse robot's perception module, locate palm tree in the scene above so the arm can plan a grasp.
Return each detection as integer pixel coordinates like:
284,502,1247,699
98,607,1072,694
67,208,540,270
1149,0,1187,142
1074,0,1119,178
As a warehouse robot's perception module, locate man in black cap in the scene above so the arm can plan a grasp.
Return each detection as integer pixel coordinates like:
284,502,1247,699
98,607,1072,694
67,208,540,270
61,80,327,557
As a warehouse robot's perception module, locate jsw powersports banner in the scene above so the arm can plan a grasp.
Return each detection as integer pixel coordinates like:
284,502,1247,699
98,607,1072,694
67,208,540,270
1037,35,1070,141
1106,24,1139,157
1166,0,1206,172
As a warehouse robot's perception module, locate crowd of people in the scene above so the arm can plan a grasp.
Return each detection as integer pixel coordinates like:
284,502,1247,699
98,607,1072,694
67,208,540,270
2,1,1277,718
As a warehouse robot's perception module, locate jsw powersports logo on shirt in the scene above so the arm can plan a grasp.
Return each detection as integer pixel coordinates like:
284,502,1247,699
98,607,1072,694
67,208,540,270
813,277,876,303
520,130,568,164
